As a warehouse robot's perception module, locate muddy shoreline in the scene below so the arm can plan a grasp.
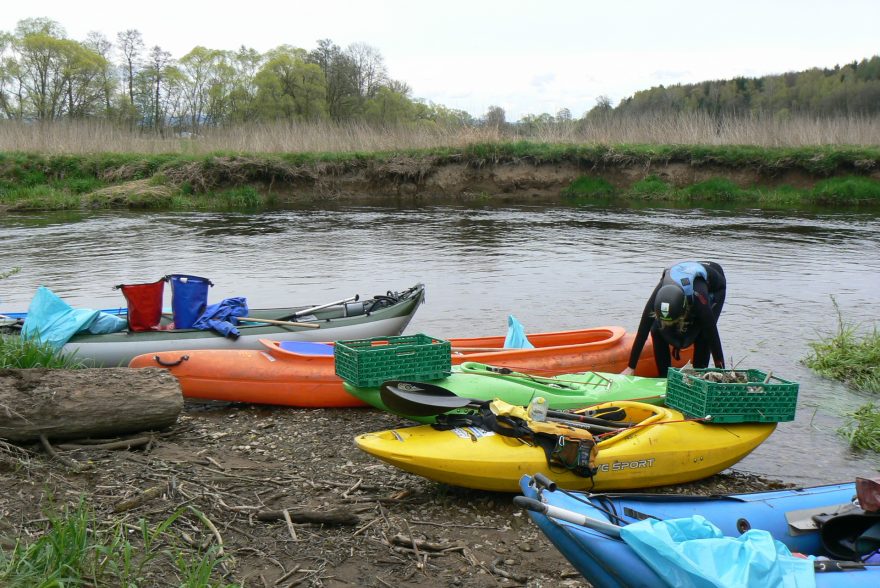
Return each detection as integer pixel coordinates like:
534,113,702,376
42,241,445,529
1,400,789,587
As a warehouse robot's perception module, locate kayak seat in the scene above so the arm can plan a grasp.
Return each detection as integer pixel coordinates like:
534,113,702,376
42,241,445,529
279,341,335,355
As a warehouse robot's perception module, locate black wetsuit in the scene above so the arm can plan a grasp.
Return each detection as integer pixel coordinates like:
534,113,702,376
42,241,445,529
627,261,727,377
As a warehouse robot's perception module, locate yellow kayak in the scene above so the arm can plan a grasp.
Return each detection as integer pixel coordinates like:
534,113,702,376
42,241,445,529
354,401,776,492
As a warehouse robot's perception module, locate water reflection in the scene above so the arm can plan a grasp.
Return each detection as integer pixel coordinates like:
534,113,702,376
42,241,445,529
1,203,879,484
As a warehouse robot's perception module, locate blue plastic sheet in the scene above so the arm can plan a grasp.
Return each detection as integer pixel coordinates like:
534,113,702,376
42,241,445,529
21,286,127,349
620,515,815,588
192,297,249,338
503,314,534,349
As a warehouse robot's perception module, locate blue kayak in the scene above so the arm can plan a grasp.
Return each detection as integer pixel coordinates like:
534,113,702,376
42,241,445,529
517,475,879,588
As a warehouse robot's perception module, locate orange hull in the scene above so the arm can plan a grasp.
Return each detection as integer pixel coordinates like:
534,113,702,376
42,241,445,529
128,327,691,407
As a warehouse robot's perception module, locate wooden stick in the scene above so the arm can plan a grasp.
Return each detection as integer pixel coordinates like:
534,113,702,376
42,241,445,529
240,317,321,328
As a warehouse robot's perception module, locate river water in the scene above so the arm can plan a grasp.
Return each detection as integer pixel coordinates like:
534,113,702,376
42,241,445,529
1,203,878,486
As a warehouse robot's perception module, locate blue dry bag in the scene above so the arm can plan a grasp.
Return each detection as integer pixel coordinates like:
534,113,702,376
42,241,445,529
168,274,213,329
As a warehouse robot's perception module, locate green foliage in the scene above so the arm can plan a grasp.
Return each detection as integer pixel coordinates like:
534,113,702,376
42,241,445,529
630,175,672,198
0,501,227,587
838,403,880,452
683,178,747,201
803,300,880,393
809,176,880,205
208,186,262,208
0,336,85,368
616,56,880,118
561,176,617,199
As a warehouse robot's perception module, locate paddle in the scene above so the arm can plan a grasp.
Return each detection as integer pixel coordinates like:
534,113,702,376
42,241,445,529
240,317,321,328
513,496,623,538
289,295,359,319
379,380,630,427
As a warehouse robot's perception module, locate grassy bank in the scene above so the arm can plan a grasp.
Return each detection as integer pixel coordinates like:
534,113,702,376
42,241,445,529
1,142,879,211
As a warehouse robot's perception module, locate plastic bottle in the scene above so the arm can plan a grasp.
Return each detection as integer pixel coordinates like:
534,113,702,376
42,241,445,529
528,397,548,421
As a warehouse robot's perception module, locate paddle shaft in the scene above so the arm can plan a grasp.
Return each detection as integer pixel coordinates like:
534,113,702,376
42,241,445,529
241,317,321,328
291,295,359,318
161,312,321,328
514,496,622,538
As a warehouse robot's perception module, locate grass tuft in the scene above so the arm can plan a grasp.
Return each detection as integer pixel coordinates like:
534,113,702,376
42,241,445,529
802,299,880,393
0,336,85,369
838,403,880,452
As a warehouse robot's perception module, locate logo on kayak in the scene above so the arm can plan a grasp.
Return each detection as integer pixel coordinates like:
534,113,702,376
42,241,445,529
596,457,656,473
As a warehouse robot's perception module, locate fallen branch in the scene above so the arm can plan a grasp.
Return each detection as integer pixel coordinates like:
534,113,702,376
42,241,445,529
57,436,152,451
256,507,359,526
113,484,165,513
39,434,83,471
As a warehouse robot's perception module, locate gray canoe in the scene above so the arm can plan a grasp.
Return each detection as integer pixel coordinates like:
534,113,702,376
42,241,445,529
57,283,426,366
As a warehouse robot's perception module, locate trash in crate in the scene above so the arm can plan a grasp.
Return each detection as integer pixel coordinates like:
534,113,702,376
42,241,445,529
666,367,799,423
334,334,451,388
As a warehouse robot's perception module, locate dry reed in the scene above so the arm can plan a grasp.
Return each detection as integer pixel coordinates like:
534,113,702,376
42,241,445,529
1,113,878,155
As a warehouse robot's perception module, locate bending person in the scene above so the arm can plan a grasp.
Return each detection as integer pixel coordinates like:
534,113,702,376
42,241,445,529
622,261,727,377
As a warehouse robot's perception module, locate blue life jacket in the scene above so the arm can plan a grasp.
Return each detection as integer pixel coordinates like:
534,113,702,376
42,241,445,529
662,262,708,301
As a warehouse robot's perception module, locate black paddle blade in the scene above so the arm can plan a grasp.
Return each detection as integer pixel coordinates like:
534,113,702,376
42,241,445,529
379,381,478,417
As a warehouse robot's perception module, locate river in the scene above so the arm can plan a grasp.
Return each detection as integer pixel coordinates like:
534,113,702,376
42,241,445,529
1,203,878,486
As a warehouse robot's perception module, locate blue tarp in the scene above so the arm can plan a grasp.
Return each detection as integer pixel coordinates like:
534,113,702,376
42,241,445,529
620,515,816,588
192,297,249,339
503,314,534,349
21,286,127,349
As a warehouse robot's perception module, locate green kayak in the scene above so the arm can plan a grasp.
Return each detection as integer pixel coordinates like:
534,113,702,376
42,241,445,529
343,361,667,423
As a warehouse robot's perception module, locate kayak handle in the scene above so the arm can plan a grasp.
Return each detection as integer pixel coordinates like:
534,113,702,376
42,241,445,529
514,496,622,538
533,473,557,491
154,354,189,367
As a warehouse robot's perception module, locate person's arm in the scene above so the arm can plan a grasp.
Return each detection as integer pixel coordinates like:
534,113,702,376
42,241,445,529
624,285,661,373
693,281,724,367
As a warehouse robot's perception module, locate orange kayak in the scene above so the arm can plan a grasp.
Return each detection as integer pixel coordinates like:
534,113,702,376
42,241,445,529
129,327,691,407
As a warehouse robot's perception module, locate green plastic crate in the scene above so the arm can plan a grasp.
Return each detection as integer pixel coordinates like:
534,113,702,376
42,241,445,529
334,334,451,388
666,368,799,423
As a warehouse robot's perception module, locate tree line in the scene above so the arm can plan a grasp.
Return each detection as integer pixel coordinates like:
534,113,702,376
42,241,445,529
2,17,879,135
0,17,475,133
591,57,880,120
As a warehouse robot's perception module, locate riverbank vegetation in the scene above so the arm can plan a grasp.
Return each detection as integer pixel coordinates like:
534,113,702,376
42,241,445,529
1,138,880,211
803,302,880,452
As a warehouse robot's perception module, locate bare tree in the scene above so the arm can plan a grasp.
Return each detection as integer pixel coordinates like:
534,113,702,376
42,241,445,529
84,31,115,115
346,42,387,100
116,29,143,107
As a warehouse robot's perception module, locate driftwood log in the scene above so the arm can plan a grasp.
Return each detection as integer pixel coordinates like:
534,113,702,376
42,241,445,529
0,368,183,442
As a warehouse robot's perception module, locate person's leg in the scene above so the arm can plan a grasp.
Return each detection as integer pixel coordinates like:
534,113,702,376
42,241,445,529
711,287,726,322
650,324,672,377
692,334,711,368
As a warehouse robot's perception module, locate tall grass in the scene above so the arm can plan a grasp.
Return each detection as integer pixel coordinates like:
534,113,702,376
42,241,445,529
802,301,880,393
0,336,85,369
0,500,230,587
3,113,880,155
838,403,880,453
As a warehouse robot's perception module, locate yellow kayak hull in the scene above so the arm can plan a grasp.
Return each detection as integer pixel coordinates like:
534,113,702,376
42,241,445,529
354,402,776,492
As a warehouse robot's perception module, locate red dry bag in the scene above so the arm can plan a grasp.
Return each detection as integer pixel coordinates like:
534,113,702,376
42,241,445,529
115,278,166,331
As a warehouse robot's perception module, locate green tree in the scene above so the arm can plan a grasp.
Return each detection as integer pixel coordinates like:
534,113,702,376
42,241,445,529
308,39,359,120
178,46,226,131
363,83,416,124
254,46,327,121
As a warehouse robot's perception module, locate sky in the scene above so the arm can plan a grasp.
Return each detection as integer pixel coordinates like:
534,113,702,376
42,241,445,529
3,1,879,121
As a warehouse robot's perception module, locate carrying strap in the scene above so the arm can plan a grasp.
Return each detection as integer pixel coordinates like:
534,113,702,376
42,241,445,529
433,400,599,478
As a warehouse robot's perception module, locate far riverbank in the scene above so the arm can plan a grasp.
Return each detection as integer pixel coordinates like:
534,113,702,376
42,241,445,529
2,143,880,211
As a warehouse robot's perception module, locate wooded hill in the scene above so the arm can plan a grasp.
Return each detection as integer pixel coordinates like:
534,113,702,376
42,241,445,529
608,57,880,119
